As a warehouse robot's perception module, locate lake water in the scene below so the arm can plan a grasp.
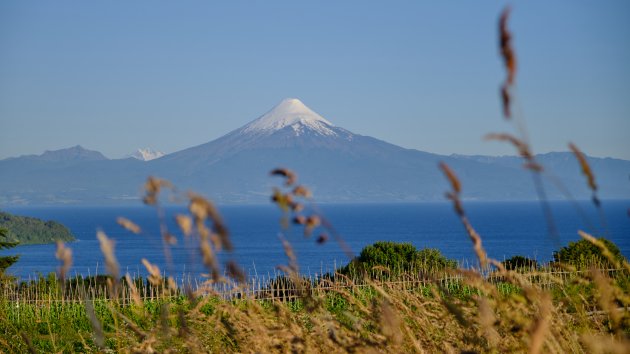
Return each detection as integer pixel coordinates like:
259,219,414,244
2,201,629,280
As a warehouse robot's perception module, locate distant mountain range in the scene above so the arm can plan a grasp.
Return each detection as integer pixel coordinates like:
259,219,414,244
1,98,628,205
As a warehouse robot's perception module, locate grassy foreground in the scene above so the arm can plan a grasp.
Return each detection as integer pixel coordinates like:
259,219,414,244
1,256,629,353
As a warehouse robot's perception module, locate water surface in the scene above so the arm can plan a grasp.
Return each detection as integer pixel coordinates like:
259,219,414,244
2,201,629,280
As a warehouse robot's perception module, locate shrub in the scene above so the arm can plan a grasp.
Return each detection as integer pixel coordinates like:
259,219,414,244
553,237,625,269
340,241,456,278
502,255,538,271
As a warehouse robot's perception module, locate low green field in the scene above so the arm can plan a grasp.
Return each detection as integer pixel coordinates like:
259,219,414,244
1,259,628,353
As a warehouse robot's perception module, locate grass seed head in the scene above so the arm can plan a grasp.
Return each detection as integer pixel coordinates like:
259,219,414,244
142,258,162,286
188,193,232,251
293,215,307,225
97,231,119,279
175,214,193,236
501,83,512,119
485,133,533,160
499,6,516,85
55,241,73,282
116,217,141,234
316,233,329,244
143,176,172,205
164,232,178,245
292,185,312,198
569,142,597,192
226,260,246,284
304,215,321,236
270,168,298,186
439,162,461,194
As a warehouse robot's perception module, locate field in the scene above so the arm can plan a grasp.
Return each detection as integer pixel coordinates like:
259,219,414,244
1,251,629,353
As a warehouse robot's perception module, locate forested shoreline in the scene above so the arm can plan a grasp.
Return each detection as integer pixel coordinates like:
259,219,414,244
0,211,75,245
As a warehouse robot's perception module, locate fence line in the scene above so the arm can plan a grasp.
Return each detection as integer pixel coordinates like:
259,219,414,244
1,267,625,304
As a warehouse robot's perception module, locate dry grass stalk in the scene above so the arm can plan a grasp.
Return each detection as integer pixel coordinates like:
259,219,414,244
379,299,403,346
581,334,630,354
501,83,512,118
292,185,312,198
462,218,488,267
279,236,299,275
579,230,630,272
175,214,193,236
476,297,500,347
439,162,488,267
189,192,231,251
482,133,518,160
226,260,246,284
569,142,601,207
141,258,162,287
116,216,141,234
124,273,143,307
143,176,172,205
19,332,36,354
270,167,339,251
163,232,177,245
85,300,105,349
316,233,329,244
499,6,516,85
270,168,297,186
590,268,625,333
55,241,72,283
199,237,220,281
528,292,552,354
304,215,321,236
96,231,119,280
292,215,306,225
499,6,516,120
439,162,461,194
568,143,597,192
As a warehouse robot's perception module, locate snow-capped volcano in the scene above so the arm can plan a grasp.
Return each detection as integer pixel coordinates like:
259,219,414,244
2,97,629,205
159,98,356,165
241,98,337,137
130,148,165,161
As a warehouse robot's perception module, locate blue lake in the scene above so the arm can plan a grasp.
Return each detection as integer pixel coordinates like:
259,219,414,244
2,201,629,280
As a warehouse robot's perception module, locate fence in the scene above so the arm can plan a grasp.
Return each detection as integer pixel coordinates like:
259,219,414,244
1,267,625,305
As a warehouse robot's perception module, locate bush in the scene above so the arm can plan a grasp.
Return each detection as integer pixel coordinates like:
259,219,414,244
553,237,625,269
340,241,456,278
502,255,538,271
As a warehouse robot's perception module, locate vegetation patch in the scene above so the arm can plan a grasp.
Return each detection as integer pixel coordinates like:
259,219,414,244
0,211,75,245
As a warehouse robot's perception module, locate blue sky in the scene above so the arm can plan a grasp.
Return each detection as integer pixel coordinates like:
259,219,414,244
1,1,629,159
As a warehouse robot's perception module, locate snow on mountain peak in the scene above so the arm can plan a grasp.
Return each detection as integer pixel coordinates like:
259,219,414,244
241,98,336,136
130,148,165,161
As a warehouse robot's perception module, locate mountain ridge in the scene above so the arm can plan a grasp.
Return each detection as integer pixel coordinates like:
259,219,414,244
1,99,628,205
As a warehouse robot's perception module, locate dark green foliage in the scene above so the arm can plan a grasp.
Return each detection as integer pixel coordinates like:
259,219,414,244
553,237,625,269
340,241,457,278
258,275,312,301
0,228,19,274
0,211,75,245
502,255,538,271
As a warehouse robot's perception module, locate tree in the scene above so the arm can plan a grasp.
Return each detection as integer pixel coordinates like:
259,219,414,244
553,237,624,269
0,227,19,275
340,241,456,278
502,255,538,271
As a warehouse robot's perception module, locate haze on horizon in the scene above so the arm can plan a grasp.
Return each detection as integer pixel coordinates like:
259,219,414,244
1,1,629,160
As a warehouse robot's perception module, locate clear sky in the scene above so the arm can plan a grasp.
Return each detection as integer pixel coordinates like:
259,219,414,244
1,1,629,160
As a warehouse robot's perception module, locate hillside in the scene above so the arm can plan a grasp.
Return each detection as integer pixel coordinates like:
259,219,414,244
0,211,75,245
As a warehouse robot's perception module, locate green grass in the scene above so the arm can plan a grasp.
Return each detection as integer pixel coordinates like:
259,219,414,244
2,264,627,353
